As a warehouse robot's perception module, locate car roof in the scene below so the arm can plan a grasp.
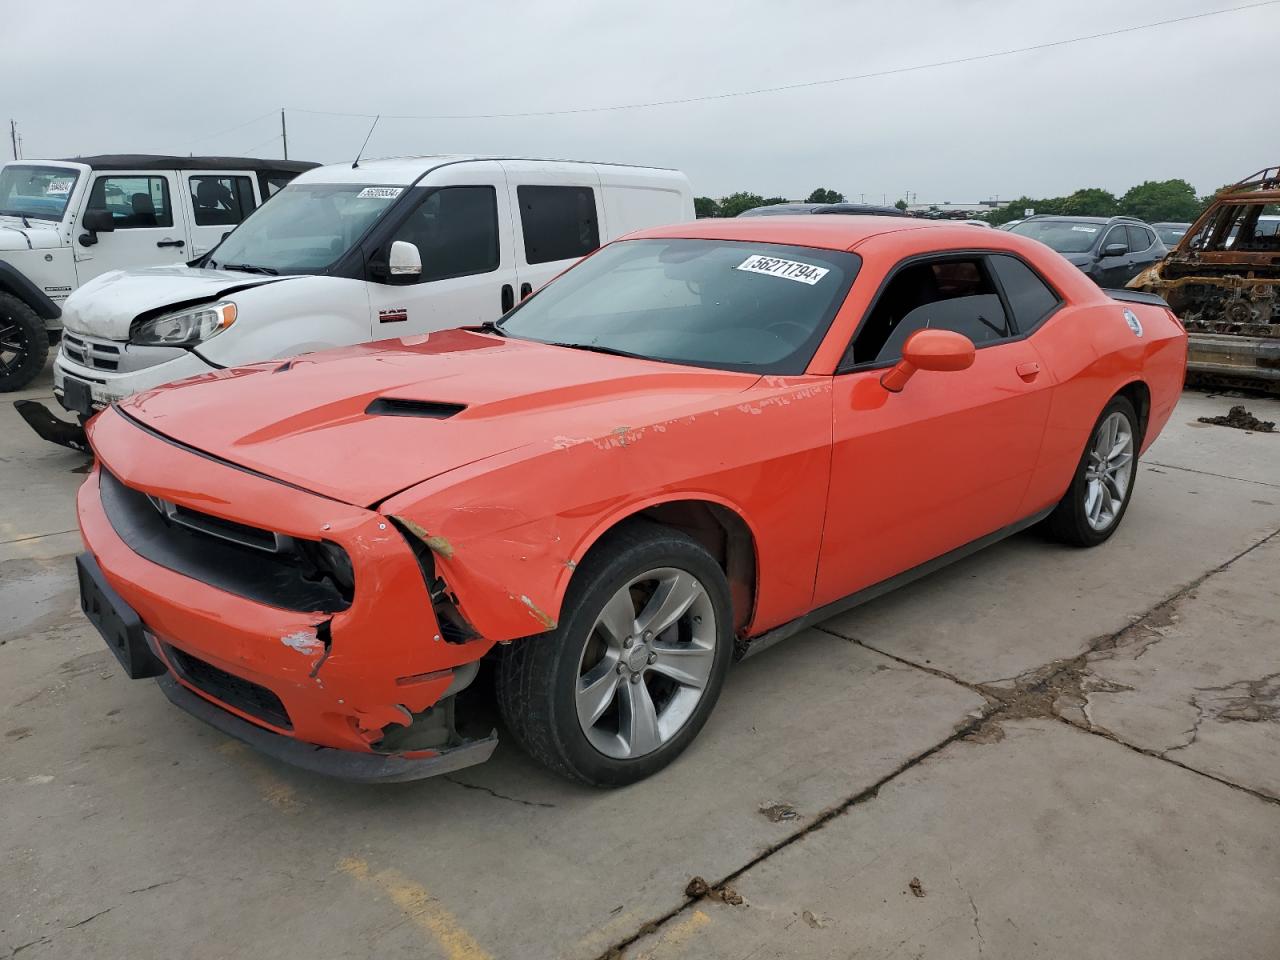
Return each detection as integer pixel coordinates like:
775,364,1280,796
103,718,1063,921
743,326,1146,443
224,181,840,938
294,154,681,187
1020,215,1147,226
57,154,319,174
626,214,979,251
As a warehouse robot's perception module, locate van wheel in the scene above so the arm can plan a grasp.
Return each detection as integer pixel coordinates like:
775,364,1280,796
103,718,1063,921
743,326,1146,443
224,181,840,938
495,522,733,786
0,294,49,392
1046,396,1139,547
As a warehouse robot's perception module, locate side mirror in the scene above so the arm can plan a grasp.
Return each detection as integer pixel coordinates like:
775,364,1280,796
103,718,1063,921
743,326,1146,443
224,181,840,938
78,209,115,247
389,240,422,279
880,329,975,393
1101,243,1127,259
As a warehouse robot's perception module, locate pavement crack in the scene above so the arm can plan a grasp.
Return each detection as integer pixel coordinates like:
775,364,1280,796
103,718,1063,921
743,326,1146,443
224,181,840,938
66,907,111,929
7,937,51,958
442,776,556,808
127,877,186,895
1144,460,1280,489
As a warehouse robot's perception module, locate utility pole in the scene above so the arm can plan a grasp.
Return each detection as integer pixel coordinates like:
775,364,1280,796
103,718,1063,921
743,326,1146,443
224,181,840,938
9,120,17,161
280,109,289,160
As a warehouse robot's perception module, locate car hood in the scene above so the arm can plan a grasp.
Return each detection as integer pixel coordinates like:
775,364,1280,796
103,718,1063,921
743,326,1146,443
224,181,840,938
61,265,290,340
116,329,761,507
0,220,62,251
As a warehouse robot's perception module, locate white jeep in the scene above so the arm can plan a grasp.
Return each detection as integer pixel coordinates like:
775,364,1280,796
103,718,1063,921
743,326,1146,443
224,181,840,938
17,155,693,449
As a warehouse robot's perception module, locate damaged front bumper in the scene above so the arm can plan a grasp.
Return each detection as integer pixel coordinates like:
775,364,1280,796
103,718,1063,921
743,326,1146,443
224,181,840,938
1188,332,1280,382
77,407,500,781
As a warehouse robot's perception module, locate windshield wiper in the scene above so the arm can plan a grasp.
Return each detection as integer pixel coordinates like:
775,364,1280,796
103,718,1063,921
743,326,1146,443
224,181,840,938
474,320,508,338
547,341,649,361
222,263,279,276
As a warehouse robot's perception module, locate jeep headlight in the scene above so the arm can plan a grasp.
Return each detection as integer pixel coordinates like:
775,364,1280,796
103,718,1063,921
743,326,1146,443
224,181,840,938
131,301,237,346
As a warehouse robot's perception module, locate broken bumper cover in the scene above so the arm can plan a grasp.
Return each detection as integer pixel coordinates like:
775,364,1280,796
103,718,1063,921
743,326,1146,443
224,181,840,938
157,673,498,783
78,407,500,778
1187,332,1280,381
13,399,89,453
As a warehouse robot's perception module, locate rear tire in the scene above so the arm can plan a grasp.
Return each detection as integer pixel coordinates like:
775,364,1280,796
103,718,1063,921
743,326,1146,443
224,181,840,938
1046,395,1139,547
495,521,733,786
0,293,49,392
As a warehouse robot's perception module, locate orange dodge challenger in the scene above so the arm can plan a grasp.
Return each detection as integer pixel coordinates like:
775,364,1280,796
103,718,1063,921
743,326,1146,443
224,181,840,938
76,217,1187,786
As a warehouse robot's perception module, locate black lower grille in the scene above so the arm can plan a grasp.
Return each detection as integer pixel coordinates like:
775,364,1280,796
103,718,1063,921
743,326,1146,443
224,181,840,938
166,645,292,730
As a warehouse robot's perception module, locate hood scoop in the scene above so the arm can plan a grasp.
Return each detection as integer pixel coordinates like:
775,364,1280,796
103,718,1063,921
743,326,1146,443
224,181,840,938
365,397,466,419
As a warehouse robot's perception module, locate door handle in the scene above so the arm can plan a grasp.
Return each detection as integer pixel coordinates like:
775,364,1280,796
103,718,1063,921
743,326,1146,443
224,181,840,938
500,284,514,313
520,282,532,300
156,239,185,248
1015,361,1041,382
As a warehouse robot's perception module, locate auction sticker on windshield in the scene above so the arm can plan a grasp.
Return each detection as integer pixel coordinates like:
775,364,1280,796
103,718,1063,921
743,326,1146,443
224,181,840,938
46,178,74,195
736,254,829,285
356,186,403,200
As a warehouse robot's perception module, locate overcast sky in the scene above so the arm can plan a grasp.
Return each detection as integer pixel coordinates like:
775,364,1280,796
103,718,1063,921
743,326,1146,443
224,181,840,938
7,0,1277,202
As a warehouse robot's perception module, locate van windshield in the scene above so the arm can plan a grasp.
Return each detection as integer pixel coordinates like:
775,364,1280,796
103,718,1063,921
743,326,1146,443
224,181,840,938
499,238,860,374
0,165,80,221
207,183,401,274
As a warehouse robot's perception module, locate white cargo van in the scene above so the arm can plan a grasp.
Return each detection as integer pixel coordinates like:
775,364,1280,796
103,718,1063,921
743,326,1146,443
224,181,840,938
18,155,693,449
0,155,317,391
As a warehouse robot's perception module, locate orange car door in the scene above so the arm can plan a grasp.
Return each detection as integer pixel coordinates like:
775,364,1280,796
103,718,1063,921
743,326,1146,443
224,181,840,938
812,253,1058,608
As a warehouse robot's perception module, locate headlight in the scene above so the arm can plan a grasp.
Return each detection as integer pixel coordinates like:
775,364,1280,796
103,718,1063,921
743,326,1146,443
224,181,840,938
131,301,237,346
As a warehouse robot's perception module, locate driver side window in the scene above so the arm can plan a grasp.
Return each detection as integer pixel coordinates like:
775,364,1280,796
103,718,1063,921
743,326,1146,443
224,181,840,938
390,186,499,283
847,256,1012,366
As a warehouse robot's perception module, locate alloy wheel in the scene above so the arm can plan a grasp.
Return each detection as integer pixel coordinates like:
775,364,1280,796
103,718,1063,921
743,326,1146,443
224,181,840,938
0,321,27,376
1083,411,1134,531
575,566,718,759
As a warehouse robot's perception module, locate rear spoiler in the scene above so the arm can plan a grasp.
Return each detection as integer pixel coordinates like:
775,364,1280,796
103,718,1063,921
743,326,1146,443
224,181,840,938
1105,288,1169,308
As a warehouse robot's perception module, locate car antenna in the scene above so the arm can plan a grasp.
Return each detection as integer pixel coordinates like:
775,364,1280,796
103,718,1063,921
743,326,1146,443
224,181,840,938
351,114,380,169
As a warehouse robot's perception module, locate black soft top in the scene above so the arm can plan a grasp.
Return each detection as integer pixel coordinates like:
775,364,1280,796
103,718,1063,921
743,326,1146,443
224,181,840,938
58,155,319,174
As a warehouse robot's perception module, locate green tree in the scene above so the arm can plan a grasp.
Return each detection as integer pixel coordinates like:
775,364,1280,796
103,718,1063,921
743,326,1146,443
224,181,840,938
694,196,720,219
1118,179,1200,222
806,187,845,204
1059,188,1119,217
894,198,908,211
762,196,789,207
986,197,1041,225
717,192,768,218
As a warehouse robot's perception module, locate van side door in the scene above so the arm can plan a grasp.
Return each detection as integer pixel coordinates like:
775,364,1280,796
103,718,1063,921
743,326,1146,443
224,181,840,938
180,170,261,259
499,160,603,303
363,160,517,335
74,170,187,281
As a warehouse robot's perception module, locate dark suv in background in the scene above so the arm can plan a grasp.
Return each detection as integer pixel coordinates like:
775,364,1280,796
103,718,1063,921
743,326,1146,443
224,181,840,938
1009,215,1167,287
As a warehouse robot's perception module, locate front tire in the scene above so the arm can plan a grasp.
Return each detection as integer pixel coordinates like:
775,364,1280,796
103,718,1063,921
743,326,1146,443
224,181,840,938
1046,395,1139,547
0,293,49,392
495,522,733,786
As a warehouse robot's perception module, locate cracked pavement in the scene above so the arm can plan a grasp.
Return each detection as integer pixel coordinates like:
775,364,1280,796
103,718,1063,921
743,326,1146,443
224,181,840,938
2,373,1279,960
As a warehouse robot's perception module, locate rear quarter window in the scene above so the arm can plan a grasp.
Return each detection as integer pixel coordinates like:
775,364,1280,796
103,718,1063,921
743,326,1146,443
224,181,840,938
517,185,600,264
989,254,1061,331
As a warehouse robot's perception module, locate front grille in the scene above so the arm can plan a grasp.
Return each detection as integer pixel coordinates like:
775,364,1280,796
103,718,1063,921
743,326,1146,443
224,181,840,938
99,469,350,613
62,332,121,371
166,645,292,729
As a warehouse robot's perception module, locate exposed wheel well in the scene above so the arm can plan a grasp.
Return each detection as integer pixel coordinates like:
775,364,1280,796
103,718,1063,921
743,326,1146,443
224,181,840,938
1116,380,1151,446
583,500,758,633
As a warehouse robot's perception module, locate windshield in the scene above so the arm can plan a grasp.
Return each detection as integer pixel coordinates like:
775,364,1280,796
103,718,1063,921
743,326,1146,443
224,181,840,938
1155,224,1188,246
499,238,860,374
208,182,402,273
1009,219,1101,254
0,165,80,221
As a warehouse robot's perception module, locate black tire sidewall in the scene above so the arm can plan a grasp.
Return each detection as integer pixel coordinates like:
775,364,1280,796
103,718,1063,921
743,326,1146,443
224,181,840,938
1057,396,1139,547
0,293,49,392
544,531,734,786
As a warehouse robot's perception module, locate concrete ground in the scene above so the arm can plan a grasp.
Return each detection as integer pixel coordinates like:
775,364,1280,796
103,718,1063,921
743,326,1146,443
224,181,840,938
2,367,1278,960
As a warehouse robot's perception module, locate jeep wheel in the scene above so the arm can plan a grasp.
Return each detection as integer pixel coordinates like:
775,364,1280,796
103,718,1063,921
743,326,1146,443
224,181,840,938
0,293,49,392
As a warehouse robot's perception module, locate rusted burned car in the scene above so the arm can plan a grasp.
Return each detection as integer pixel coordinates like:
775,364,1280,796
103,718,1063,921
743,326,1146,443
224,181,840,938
1130,166,1280,391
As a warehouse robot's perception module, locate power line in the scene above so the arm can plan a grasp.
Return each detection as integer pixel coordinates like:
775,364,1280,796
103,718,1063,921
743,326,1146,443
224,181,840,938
286,1,1277,121
185,109,280,148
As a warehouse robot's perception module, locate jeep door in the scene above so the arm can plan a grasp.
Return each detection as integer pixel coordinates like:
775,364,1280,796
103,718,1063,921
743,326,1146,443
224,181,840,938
74,171,188,281
180,171,262,259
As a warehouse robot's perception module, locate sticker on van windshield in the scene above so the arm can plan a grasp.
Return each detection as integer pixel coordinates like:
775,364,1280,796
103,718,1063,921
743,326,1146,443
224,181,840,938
736,254,829,285
357,186,403,200
45,178,74,195
1070,225,1098,233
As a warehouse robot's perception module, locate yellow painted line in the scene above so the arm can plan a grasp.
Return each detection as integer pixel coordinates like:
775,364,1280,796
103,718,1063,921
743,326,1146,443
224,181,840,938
633,909,711,959
339,857,492,960
215,740,303,814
